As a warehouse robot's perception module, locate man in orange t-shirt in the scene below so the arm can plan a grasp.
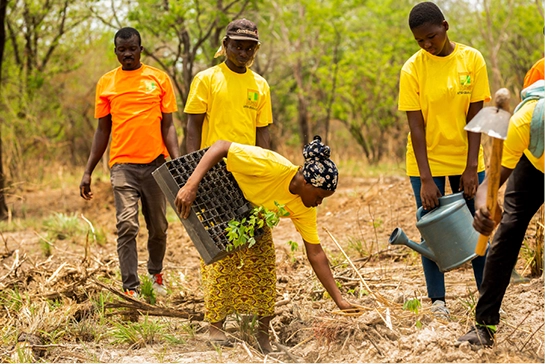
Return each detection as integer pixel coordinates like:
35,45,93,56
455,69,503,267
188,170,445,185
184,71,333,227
79,27,179,298
523,57,544,89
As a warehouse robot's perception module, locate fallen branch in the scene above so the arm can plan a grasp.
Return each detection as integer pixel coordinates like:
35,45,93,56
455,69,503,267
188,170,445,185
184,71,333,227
94,280,203,320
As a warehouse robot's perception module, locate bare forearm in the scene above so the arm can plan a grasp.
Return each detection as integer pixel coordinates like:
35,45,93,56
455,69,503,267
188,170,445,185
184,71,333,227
161,113,180,159
407,111,432,180
411,133,433,181
474,177,488,210
84,122,111,174
187,114,205,152
175,140,232,218
466,101,484,170
465,132,481,170
185,141,232,187
305,243,344,305
256,126,271,149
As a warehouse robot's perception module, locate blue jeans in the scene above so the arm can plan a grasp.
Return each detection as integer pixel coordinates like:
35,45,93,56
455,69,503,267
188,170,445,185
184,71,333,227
409,172,487,300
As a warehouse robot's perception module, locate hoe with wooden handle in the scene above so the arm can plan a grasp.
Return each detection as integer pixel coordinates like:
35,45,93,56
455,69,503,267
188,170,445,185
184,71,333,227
464,88,511,256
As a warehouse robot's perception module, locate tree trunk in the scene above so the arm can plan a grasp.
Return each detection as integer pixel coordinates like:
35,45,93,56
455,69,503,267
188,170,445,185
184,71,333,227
297,95,310,145
293,58,310,146
0,0,9,220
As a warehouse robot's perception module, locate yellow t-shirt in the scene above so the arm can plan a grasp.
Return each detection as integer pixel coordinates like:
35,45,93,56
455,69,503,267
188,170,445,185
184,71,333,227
225,143,320,244
184,62,273,148
95,64,178,167
502,100,544,172
399,43,491,176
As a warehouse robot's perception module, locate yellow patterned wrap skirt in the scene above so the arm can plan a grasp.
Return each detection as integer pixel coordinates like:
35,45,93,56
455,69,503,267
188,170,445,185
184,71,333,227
200,228,276,323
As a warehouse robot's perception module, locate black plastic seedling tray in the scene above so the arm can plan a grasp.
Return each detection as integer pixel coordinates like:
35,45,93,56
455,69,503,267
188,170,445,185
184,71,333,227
152,148,256,264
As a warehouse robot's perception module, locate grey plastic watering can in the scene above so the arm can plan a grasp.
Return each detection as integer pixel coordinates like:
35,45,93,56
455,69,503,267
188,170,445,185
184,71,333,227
389,192,479,272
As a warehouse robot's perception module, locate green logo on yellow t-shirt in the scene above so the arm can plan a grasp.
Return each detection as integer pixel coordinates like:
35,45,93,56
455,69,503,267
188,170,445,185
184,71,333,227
459,74,471,86
145,80,157,92
458,73,472,95
245,89,259,110
247,90,258,101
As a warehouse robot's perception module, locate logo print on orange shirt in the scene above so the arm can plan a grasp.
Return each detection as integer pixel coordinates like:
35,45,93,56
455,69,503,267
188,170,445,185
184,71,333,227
245,89,259,110
145,80,157,93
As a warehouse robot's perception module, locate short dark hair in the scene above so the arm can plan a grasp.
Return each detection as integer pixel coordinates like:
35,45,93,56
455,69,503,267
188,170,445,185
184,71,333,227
408,2,445,29
114,27,141,46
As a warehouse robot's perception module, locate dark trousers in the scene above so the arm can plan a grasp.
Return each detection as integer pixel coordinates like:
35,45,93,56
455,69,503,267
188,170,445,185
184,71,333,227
476,154,544,325
110,156,168,291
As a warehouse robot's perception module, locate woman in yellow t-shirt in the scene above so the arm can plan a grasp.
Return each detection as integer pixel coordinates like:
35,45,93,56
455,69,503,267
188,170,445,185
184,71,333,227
175,136,355,353
398,2,491,319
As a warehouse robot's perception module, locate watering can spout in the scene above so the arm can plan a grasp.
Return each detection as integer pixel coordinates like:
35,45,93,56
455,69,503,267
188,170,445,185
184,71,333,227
388,227,437,262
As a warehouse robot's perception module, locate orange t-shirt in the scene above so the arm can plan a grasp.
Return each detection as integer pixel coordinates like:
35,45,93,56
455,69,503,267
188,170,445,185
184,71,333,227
523,58,544,89
95,64,178,167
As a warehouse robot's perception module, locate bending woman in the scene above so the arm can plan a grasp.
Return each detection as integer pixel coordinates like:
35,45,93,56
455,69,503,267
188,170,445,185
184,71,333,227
175,136,354,353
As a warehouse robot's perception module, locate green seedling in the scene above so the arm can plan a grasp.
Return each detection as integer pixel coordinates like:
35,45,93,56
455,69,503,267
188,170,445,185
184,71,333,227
225,201,289,251
288,240,298,252
140,275,157,305
458,287,478,317
403,298,421,313
347,237,367,258
403,297,423,329
234,313,258,344
112,315,166,348
287,240,299,264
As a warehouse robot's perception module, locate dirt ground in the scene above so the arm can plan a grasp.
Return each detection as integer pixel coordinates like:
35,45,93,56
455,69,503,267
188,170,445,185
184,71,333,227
1,172,543,363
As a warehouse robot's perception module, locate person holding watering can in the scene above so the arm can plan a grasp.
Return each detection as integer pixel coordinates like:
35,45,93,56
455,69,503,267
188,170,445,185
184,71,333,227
398,2,491,319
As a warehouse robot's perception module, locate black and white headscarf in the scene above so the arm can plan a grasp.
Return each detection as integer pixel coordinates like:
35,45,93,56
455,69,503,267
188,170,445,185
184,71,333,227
302,135,338,191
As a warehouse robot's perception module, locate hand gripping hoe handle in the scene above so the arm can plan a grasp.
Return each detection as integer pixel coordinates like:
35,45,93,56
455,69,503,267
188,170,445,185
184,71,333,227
475,89,510,256
475,138,503,256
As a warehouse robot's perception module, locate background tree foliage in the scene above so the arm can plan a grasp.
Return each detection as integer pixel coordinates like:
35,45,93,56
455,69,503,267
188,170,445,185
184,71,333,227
0,0,542,219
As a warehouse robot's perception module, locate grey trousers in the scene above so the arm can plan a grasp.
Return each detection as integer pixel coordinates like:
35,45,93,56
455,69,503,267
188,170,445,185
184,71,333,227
110,156,168,291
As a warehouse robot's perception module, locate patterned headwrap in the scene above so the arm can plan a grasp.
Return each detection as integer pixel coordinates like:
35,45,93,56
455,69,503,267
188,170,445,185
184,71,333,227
302,135,338,191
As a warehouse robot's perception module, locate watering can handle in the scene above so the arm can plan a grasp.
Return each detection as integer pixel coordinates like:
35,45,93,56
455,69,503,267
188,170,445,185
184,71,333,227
416,206,428,221
416,207,424,221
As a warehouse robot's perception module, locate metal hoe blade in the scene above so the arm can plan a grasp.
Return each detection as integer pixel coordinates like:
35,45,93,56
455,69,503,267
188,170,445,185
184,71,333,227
464,106,511,140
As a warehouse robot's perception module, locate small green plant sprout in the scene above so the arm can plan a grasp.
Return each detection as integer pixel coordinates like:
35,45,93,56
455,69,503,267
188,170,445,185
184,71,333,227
458,287,478,316
347,237,366,258
286,240,299,265
287,240,298,252
112,315,166,349
403,297,423,329
225,201,290,251
140,275,157,305
234,313,259,344
403,297,421,313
